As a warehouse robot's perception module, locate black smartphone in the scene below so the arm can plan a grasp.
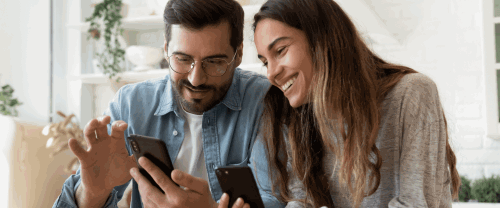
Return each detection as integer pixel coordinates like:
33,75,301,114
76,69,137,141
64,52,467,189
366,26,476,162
127,134,176,193
215,166,265,208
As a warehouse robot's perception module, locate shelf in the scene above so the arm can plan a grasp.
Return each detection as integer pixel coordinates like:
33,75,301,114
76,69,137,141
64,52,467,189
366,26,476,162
495,17,500,24
491,123,500,140
496,63,500,69
68,63,265,84
67,4,263,32
68,69,169,84
68,15,164,31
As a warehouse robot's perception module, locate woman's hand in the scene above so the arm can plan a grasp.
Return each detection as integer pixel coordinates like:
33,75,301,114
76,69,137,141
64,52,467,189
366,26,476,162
218,193,250,208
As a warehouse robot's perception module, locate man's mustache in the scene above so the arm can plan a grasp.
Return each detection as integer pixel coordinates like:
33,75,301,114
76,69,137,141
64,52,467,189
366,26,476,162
179,79,214,91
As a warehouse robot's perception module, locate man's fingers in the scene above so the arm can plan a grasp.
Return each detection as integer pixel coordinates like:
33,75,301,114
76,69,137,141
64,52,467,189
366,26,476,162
68,138,86,161
110,120,128,140
130,167,162,207
83,119,99,145
139,157,182,194
171,169,208,194
232,198,246,208
218,193,230,208
95,116,111,140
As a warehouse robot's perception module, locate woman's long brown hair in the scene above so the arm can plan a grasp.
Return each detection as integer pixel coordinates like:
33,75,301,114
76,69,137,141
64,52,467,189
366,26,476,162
253,0,461,207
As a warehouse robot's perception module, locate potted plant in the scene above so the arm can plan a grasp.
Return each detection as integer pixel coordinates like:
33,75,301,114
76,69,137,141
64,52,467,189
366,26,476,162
0,84,22,116
42,111,86,174
452,175,500,208
86,0,126,82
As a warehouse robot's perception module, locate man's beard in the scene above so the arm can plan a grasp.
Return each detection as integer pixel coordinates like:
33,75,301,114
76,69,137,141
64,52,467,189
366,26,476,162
171,78,232,114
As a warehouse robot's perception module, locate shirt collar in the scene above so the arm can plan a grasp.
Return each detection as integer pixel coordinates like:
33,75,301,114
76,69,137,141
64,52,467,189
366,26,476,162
154,68,243,117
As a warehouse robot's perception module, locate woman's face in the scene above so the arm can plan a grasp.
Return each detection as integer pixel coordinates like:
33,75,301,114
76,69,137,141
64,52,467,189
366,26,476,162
254,18,314,108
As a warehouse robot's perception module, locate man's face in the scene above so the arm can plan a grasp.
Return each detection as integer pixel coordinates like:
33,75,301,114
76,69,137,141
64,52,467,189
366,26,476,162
165,21,242,115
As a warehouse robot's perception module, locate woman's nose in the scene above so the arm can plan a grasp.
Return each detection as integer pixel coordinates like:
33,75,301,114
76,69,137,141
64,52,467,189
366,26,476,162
266,61,283,85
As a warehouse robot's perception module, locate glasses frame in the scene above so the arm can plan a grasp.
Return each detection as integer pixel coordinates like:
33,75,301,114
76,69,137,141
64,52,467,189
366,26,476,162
166,50,238,77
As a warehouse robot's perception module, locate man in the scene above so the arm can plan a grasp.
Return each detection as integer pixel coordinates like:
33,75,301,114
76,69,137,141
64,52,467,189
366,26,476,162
52,0,283,207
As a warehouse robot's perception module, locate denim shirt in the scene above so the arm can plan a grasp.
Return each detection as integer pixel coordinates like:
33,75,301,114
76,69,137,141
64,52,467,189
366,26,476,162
52,68,285,208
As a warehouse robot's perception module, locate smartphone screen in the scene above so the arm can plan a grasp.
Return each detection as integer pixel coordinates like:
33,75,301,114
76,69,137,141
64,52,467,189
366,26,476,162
215,166,265,208
127,134,176,193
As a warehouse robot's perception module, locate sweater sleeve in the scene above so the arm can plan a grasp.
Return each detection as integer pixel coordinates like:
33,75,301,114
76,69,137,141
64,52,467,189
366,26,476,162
285,172,310,208
388,75,452,208
284,138,312,208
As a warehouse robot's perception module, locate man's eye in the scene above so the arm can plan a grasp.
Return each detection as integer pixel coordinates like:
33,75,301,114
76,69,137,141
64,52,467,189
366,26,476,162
206,59,225,65
176,57,191,62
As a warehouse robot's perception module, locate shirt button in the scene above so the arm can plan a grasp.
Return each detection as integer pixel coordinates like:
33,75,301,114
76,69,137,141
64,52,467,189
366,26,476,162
173,130,178,136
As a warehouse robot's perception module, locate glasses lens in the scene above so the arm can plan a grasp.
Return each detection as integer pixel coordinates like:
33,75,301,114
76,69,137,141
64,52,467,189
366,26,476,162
169,55,193,73
203,59,228,77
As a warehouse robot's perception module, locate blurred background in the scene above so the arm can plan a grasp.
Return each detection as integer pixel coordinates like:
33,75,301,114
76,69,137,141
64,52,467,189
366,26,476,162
0,0,499,207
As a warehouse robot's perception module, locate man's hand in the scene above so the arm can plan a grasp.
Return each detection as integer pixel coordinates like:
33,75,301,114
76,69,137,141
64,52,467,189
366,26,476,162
130,157,218,208
218,193,250,208
70,116,136,207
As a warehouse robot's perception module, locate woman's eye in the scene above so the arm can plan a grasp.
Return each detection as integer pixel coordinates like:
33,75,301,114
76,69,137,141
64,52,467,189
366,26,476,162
262,61,268,67
277,46,287,55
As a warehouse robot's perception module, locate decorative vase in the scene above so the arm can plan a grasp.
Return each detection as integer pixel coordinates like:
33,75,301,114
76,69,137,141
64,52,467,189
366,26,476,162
125,45,164,71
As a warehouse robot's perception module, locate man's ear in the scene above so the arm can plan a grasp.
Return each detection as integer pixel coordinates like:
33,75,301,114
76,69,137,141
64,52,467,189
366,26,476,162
235,42,243,66
163,40,168,58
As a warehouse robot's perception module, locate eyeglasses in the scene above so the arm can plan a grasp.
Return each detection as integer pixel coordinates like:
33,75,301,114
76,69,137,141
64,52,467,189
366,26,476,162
166,50,238,77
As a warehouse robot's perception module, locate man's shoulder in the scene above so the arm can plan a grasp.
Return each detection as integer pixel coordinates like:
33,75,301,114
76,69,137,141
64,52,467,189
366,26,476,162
120,76,169,94
235,68,271,94
112,75,170,107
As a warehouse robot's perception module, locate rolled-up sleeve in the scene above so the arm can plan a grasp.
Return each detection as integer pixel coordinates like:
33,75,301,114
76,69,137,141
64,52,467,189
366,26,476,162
51,168,130,208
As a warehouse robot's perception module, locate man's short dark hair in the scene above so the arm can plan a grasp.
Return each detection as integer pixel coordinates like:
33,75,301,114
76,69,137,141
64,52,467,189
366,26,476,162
163,0,244,52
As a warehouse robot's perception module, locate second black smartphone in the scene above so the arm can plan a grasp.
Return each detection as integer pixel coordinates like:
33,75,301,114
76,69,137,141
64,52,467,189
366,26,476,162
127,134,176,193
215,166,265,208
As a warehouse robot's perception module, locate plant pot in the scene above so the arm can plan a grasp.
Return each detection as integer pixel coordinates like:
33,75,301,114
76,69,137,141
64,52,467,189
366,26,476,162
91,2,129,18
147,0,169,16
452,202,500,208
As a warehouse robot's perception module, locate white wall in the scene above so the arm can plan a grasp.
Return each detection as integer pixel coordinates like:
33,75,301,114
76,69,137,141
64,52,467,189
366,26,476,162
363,0,493,180
2,0,495,180
0,0,51,125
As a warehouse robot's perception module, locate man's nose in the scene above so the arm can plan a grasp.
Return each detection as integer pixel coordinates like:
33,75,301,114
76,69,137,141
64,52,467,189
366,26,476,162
187,61,207,87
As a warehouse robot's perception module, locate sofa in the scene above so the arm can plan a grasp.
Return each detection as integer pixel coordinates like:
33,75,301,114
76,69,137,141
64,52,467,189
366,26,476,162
0,115,77,207
0,114,134,208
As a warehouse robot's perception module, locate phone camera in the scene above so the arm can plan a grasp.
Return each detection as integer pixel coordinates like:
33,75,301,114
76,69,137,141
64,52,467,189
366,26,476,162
131,141,140,152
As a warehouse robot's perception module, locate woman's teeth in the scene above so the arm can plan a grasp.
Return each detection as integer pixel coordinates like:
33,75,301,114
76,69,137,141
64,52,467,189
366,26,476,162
281,76,297,92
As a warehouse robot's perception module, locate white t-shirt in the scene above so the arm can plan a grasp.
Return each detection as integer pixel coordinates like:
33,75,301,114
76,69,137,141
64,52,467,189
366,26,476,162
173,108,209,183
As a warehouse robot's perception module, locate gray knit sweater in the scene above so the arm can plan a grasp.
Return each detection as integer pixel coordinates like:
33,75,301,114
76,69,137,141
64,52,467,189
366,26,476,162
286,73,453,208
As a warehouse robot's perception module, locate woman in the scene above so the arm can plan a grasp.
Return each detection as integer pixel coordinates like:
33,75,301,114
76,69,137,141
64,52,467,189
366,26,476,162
220,0,460,207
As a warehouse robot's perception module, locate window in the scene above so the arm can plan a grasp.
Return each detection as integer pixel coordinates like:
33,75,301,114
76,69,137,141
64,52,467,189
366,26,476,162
484,0,500,139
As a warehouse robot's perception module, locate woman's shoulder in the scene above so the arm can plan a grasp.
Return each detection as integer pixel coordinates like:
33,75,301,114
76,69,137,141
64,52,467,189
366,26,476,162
381,72,444,128
385,72,440,105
